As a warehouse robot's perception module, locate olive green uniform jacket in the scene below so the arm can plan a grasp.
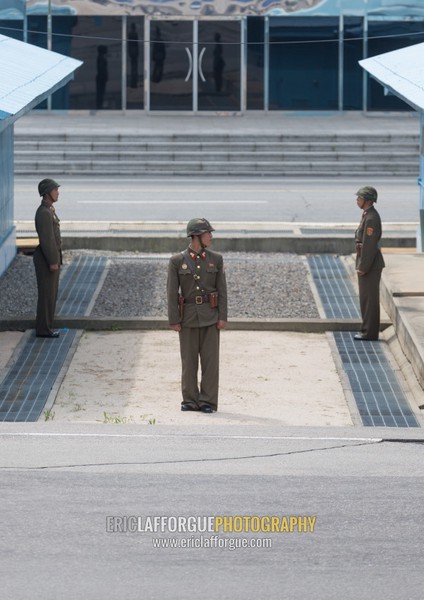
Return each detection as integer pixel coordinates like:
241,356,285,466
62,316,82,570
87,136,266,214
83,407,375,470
355,205,384,274
167,248,228,327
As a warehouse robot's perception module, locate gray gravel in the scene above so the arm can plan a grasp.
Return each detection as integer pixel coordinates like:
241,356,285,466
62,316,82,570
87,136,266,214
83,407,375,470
0,251,319,319
0,254,37,317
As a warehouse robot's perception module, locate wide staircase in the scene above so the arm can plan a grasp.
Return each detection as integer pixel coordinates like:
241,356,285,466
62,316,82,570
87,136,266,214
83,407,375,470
14,131,419,176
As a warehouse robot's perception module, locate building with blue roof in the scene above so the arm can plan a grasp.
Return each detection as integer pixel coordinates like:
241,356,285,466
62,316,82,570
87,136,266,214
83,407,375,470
360,42,424,251
0,33,81,276
0,1,423,113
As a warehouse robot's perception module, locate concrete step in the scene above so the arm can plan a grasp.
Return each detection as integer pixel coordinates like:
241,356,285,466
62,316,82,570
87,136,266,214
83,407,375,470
15,132,419,144
14,130,419,176
15,143,419,154
15,139,419,150
15,153,419,173
14,160,419,176
15,145,419,161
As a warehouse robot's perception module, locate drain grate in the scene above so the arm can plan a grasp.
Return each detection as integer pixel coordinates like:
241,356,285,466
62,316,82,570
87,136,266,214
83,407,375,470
308,255,419,428
308,255,360,319
0,330,77,422
58,255,107,316
335,333,419,427
0,255,107,422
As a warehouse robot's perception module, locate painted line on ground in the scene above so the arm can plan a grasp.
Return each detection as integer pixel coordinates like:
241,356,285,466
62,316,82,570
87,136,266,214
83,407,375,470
77,200,268,205
0,432,383,442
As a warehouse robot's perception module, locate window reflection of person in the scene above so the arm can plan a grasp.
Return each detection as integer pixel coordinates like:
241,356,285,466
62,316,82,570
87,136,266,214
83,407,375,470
213,32,225,93
151,27,166,83
96,45,108,109
128,23,139,88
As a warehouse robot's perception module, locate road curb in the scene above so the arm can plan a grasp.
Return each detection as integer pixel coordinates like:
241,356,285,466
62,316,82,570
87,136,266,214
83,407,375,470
0,317,392,333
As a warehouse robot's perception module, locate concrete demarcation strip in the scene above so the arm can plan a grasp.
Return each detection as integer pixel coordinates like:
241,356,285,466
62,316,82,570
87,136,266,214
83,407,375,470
0,317,392,333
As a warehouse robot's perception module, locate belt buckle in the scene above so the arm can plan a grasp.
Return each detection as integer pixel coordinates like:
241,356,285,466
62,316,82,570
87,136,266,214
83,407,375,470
195,296,203,305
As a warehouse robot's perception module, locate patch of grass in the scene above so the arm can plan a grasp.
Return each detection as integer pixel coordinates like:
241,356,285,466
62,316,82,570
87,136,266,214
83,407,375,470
44,409,55,421
102,412,156,425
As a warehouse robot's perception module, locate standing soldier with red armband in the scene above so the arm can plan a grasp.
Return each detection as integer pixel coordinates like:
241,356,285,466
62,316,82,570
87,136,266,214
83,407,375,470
354,186,385,341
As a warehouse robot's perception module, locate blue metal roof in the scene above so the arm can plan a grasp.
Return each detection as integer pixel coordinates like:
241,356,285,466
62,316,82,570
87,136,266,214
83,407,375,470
360,42,424,113
0,34,82,130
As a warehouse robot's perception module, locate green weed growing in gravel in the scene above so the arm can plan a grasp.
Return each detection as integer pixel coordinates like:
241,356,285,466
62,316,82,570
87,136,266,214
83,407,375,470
44,409,55,421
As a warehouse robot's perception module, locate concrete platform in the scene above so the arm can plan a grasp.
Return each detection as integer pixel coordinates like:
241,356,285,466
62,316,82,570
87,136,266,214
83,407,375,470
15,111,420,136
381,253,424,390
1,249,423,428
15,220,417,254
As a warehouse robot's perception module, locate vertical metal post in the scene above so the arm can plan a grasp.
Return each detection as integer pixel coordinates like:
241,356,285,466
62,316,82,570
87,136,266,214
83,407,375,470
418,112,424,252
122,16,127,113
144,18,150,112
338,14,344,112
264,16,269,112
362,14,368,112
23,0,27,43
240,17,246,113
193,19,198,113
47,0,52,51
47,0,52,110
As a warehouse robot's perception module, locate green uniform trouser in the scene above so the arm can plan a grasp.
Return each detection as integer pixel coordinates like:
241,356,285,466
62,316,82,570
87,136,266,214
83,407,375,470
358,268,382,340
33,248,60,336
179,325,220,410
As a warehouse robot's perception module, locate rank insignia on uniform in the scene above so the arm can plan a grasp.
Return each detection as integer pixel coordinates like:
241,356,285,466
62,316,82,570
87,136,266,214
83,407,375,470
182,263,188,270
366,227,374,236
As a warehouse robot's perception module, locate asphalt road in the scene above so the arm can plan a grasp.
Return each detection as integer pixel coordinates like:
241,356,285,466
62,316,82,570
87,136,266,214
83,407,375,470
14,176,420,224
1,425,424,599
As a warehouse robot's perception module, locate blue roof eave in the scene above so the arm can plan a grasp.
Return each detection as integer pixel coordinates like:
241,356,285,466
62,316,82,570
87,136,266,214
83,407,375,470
0,72,76,133
359,42,424,115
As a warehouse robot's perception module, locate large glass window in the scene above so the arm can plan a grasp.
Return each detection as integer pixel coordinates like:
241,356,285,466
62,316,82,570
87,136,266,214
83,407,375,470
52,16,122,110
0,20,23,40
343,17,363,110
27,15,47,48
28,16,48,109
149,20,241,112
367,21,424,111
126,17,144,109
198,20,241,112
269,17,339,110
247,17,264,110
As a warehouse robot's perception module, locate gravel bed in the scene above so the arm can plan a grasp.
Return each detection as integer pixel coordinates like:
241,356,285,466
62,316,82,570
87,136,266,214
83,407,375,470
0,254,38,317
0,251,319,319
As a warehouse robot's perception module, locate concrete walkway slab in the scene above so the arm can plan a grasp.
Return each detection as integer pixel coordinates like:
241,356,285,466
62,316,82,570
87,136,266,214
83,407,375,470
15,111,420,136
51,330,353,427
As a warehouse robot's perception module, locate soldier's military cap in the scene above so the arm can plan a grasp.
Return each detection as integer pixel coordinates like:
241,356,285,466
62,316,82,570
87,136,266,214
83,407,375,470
38,178,61,197
186,218,215,237
356,186,378,203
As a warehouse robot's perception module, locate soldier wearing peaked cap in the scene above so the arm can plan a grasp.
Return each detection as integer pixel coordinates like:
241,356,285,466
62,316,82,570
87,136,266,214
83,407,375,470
167,218,228,413
354,186,385,341
33,179,62,338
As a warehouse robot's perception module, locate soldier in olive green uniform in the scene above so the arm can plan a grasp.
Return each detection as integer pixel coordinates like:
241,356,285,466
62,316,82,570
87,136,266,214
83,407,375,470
354,186,385,341
167,218,228,413
33,179,62,338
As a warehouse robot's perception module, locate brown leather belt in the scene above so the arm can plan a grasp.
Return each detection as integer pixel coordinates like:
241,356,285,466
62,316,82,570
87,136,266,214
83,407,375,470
184,294,210,305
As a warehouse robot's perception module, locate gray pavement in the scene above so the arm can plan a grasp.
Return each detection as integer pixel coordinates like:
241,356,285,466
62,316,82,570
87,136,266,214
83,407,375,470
1,424,424,599
13,175,421,223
